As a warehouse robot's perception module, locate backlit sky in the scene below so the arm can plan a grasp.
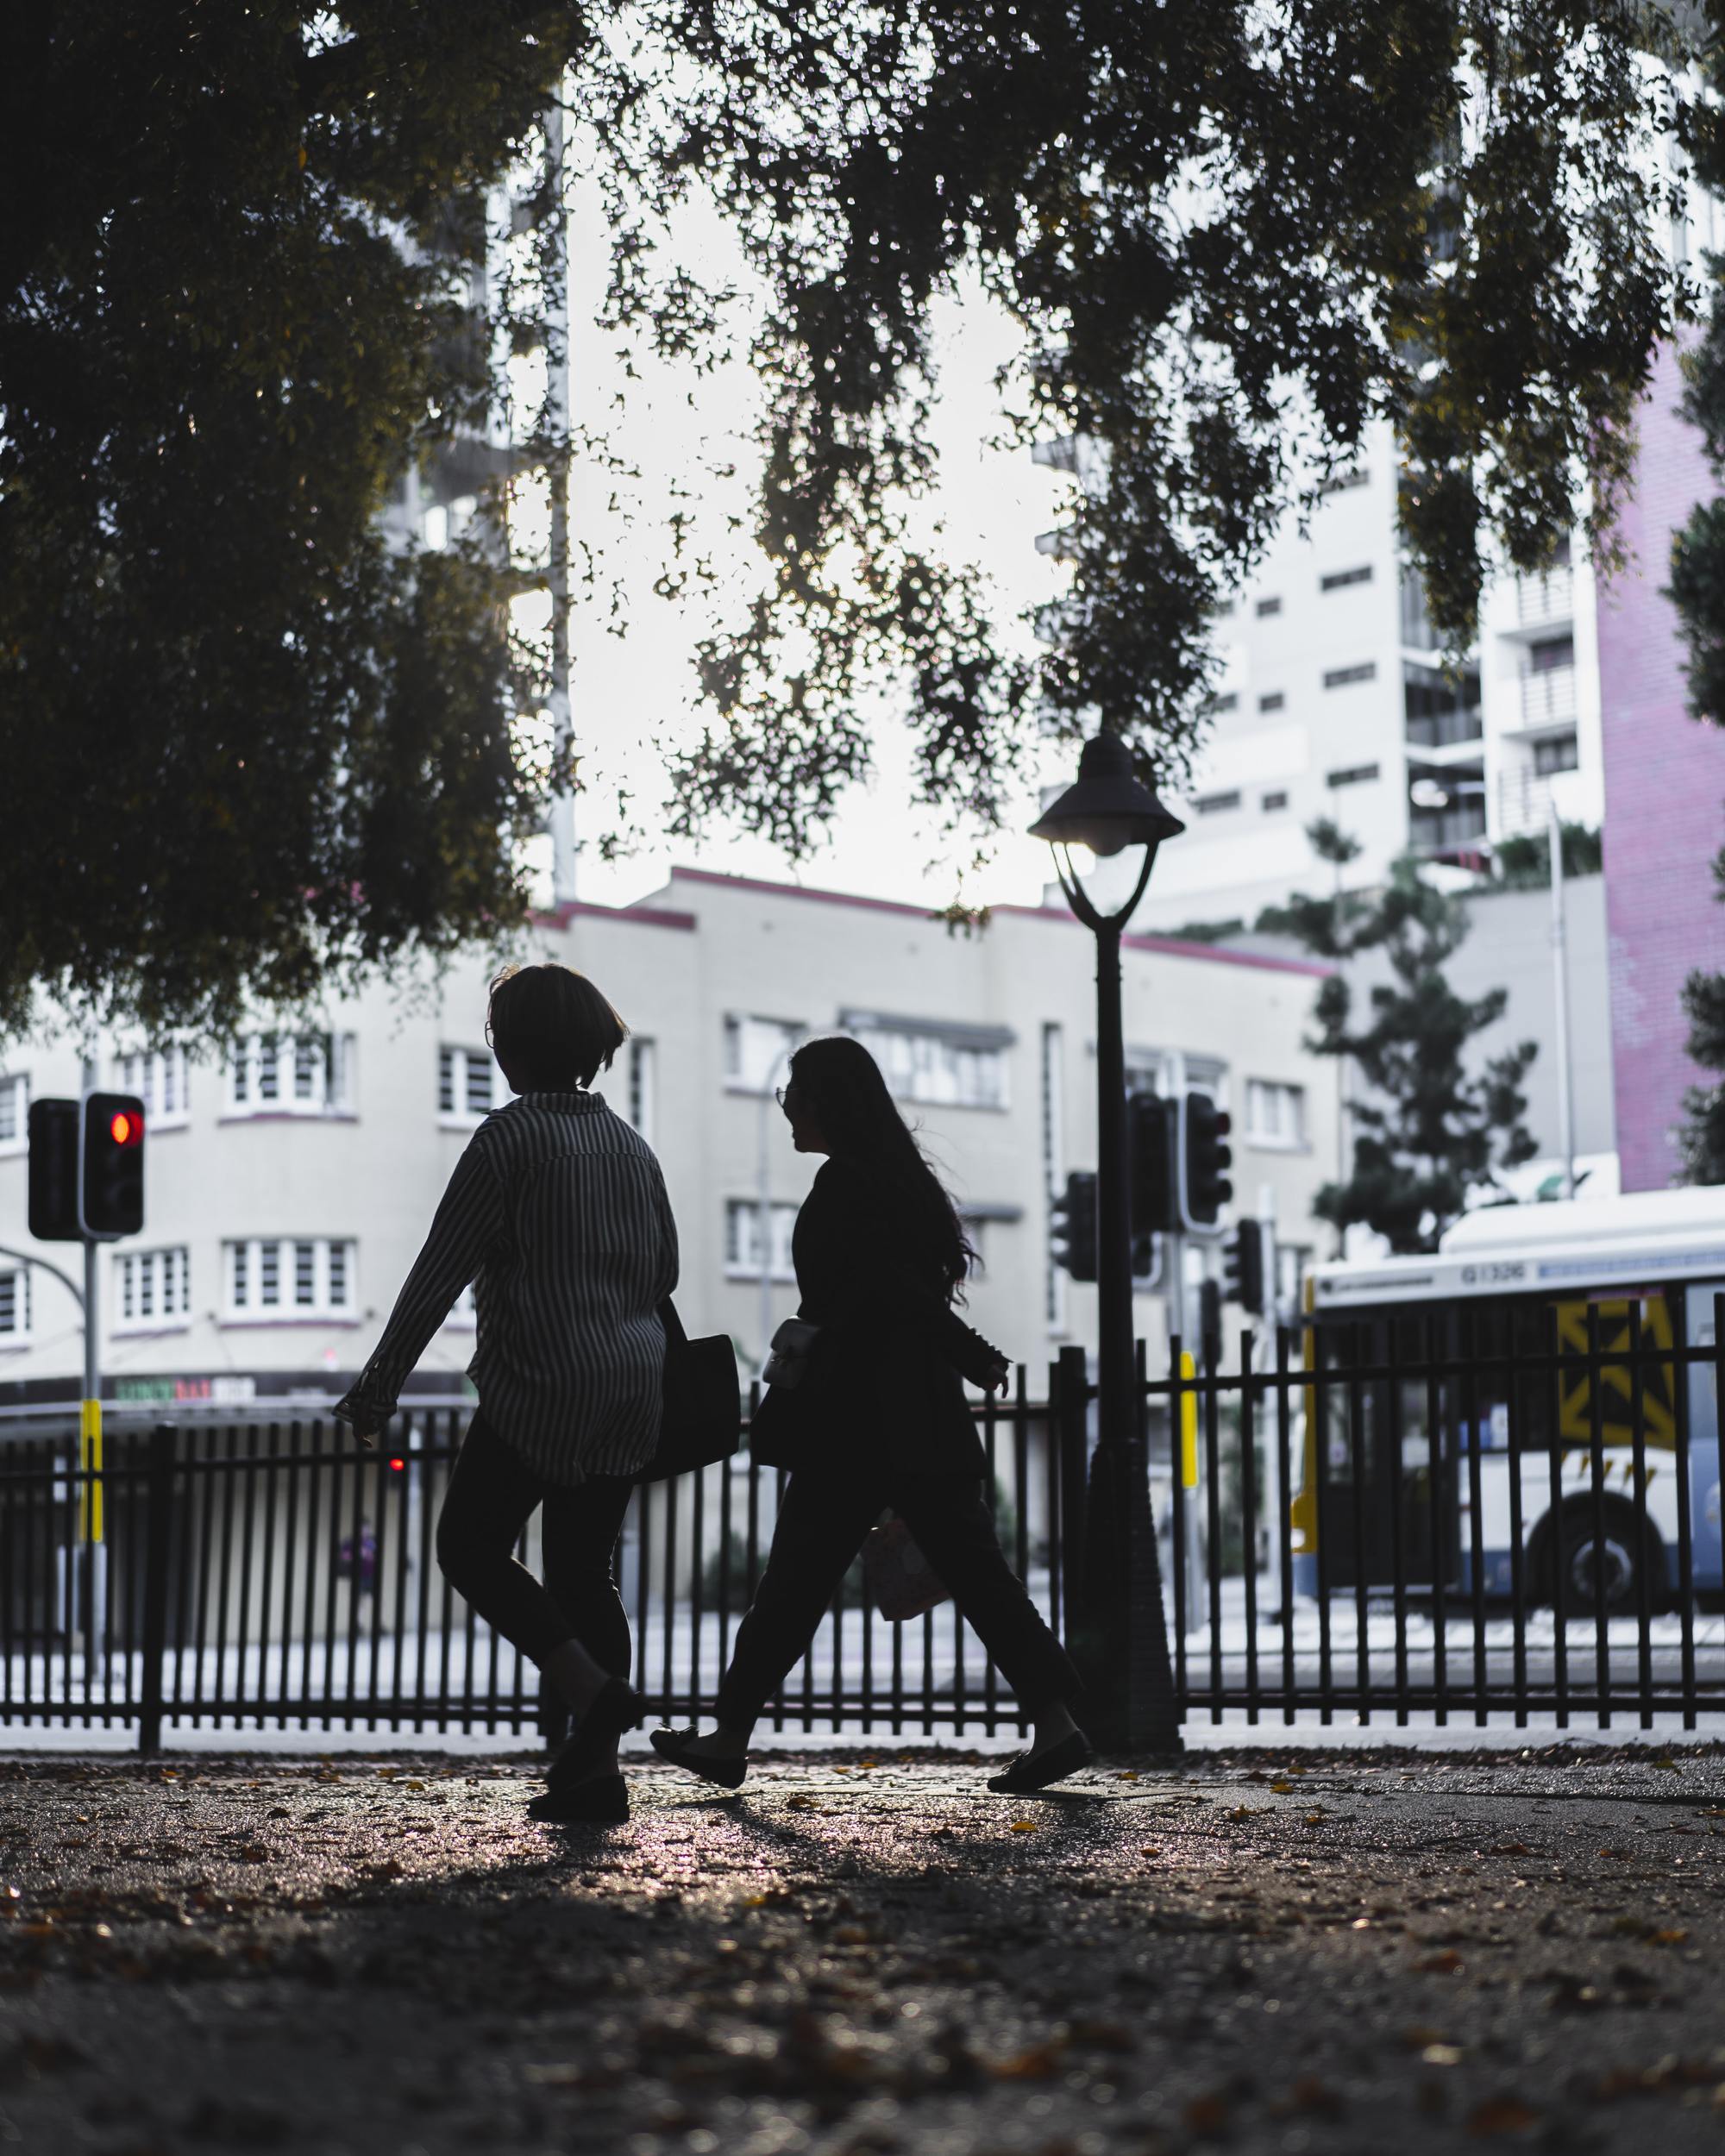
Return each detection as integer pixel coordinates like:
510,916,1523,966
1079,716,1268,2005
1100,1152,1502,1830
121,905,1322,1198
536,185,1080,916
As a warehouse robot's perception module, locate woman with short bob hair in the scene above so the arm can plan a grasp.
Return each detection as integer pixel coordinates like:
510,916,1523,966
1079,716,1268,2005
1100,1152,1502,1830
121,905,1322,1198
337,961,675,1824
653,1034,1090,1796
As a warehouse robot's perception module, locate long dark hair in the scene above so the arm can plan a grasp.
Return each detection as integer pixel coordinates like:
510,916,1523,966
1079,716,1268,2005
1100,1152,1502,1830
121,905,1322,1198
789,1035,975,1299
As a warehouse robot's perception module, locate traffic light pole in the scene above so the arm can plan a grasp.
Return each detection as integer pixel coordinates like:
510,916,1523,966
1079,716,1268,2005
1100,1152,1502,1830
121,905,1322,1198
1051,849,1181,1754
77,1059,106,1643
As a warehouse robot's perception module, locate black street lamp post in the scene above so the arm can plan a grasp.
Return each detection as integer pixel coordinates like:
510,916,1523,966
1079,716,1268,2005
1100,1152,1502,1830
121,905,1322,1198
1031,730,1184,1753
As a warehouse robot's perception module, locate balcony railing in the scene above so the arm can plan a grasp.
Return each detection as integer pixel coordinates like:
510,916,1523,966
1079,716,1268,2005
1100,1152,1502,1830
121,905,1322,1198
1520,665,1577,731
1517,566,1575,631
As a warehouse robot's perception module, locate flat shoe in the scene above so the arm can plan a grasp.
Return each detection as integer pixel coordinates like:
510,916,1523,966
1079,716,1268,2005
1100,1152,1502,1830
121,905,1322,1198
528,1772,629,1825
649,1726,747,1790
986,1729,1093,1795
548,1677,646,1796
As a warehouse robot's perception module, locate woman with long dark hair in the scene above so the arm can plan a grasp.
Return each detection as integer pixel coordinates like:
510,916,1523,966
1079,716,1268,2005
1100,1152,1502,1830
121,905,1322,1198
653,1035,1089,1794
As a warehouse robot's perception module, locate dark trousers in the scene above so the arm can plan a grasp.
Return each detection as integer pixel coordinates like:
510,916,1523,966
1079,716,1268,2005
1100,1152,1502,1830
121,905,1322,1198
714,1469,1082,1737
436,1413,636,1677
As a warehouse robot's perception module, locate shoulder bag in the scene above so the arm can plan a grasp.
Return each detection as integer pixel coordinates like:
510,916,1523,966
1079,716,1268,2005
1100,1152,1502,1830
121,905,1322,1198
636,1299,742,1483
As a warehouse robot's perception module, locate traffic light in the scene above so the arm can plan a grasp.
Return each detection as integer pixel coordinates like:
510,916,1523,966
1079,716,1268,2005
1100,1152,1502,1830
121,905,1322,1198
80,1092,145,1239
1180,1090,1233,1232
28,1099,81,1241
1223,1218,1267,1315
1127,1092,1175,1263
1051,1170,1099,1282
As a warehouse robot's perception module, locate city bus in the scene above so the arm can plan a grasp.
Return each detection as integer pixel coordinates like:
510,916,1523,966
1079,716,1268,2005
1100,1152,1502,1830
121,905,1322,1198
1289,1188,1725,1608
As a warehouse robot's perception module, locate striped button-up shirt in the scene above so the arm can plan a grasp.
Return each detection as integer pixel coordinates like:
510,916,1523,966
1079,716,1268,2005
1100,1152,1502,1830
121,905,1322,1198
337,1091,679,1482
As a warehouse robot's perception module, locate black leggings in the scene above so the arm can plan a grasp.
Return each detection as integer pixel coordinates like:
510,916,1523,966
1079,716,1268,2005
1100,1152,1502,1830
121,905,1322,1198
435,1413,636,1676
714,1468,1082,1739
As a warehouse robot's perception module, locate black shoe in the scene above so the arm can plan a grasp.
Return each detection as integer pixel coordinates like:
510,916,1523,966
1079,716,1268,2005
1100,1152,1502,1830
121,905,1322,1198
986,1729,1093,1795
528,1772,629,1825
649,1726,747,1790
548,1677,645,1796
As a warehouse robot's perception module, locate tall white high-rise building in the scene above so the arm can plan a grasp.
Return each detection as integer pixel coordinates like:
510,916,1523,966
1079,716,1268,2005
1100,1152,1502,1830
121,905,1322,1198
1066,417,1598,933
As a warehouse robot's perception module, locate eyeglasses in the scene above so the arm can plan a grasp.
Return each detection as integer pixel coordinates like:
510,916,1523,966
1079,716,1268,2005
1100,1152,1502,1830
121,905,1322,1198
775,1085,789,1109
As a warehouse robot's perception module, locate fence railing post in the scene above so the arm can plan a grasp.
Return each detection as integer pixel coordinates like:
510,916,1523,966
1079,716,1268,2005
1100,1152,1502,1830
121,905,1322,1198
1054,1345,1091,1645
138,1422,176,1756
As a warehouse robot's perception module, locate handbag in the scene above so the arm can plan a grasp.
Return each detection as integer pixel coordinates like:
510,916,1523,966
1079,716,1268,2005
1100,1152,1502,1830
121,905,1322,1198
762,1315,824,1391
862,1515,951,1623
636,1299,742,1483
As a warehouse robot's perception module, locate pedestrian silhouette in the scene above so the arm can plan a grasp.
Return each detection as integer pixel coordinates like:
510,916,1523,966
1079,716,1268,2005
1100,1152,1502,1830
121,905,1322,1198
653,1034,1091,1795
336,962,676,1822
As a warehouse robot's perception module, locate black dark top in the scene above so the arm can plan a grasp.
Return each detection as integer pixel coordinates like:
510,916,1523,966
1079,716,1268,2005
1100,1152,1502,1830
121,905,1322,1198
748,1155,1006,1477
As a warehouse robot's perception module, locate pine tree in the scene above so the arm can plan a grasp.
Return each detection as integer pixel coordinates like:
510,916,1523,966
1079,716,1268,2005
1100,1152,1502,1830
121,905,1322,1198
1263,830,1539,1254
1678,972,1725,1182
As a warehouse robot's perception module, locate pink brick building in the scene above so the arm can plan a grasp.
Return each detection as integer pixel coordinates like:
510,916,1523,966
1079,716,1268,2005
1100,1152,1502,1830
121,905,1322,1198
1599,341,1725,1189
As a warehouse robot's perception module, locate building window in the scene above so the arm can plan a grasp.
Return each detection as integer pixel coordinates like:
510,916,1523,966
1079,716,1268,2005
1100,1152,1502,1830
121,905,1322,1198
0,1267,29,1346
724,1015,801,1094
1203,692,1239,715
1327,762,1381,789
116,1248,191,1331
621,1038,656,1142
1262,790,1289,813
724,1198,798,1281
1255,596,1282,617
1528,634,1574,674
118,1049,190,1128
1319,467,1370,495
225,1238,356,1321
1320,565,1373,592
439,1044,504,1124
0,1071,26,1153
1245,1080,1306,1149
846,1022,1011,1110
227,1033,353,1117
1258,691,1285,713
1323,662,1377,689
1194,790,1242,816
1533,731,1579,777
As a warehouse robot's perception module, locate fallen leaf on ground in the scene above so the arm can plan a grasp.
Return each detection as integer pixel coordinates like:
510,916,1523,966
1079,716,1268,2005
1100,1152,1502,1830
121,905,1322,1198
1414,1950,1465,1975
1467,2096,1539,2136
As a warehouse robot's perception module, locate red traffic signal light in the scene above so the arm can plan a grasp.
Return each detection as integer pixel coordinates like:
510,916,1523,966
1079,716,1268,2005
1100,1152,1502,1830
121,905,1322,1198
387,1456,406,1473
80,1092,146,1239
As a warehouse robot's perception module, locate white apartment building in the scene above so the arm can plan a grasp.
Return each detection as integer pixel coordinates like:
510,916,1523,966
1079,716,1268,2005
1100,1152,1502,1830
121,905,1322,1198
0,871,1337,1426
1104,417,1597,934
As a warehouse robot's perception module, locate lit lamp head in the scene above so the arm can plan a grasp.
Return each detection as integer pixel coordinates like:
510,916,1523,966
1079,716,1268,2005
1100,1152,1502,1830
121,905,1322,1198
1029,730,1186,858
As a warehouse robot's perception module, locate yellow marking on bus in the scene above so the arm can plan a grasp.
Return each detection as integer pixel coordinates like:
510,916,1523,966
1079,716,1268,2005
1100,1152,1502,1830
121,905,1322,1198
79,1399,104,1545
1555,1295,1677,1451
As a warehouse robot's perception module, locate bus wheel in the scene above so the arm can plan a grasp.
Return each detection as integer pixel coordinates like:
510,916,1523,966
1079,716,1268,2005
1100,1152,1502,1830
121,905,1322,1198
1547,1499,1665,1615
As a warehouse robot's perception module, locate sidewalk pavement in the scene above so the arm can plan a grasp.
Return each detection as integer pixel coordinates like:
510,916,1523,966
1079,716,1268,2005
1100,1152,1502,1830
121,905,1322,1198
4,1744,1725,2153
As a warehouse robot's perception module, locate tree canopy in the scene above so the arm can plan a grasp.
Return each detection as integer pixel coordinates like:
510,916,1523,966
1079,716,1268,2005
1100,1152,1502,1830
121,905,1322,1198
2,1,1697,1040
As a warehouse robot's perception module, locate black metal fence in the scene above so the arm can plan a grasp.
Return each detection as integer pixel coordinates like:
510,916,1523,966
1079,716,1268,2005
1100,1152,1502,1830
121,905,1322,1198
3,1295,1722,1749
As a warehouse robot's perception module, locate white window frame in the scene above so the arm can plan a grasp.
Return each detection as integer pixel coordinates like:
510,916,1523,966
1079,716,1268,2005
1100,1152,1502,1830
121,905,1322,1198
225,1032,354,1119
116,1048,190,1131
0,1265,31,1350
724,1197,799,1282
0,1071,27,1156
439,1044,507,1127
1245,1078,1308,1150
223,1238,357,1323
114,1247,192,1332
723,1015,802,1095
621,1037,656,1142
848,1025,1011,1112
